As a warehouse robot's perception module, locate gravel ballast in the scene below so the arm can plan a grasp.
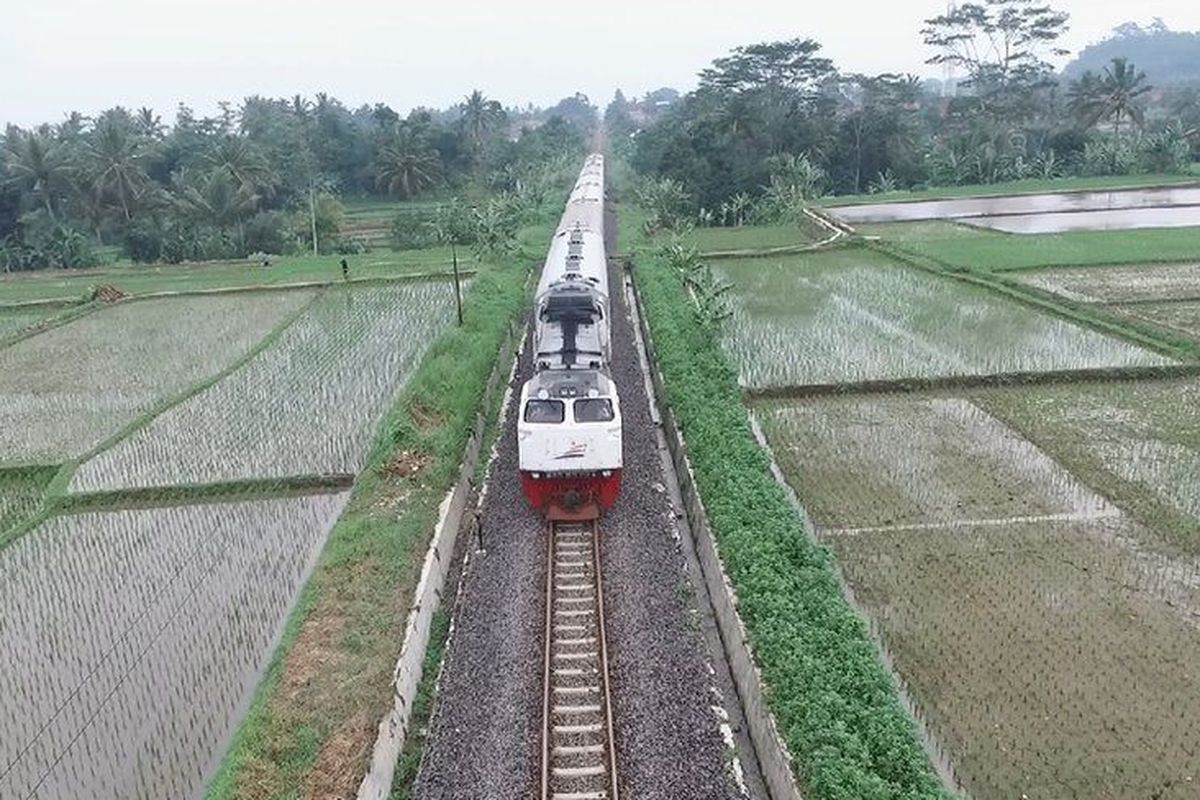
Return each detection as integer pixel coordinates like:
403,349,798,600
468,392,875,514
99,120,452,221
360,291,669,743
414,203,742,800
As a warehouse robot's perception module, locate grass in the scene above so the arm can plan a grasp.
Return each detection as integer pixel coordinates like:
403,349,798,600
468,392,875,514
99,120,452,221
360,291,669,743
203,241,534,800
0,250,461,305
685,222,816,253
715,246,1168,389
0,466,55,535
856,220,1200,272
822,170,1200,207
628,213,954,799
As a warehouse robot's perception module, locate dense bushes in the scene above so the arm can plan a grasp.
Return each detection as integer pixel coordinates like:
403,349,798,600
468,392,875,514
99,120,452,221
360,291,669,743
633,249,955,799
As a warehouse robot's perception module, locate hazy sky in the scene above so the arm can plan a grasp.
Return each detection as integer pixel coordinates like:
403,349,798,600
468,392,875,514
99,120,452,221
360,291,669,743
3,0,1199,127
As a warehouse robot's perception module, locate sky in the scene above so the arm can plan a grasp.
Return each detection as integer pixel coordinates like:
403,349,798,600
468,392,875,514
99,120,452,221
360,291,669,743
2,0,1199,128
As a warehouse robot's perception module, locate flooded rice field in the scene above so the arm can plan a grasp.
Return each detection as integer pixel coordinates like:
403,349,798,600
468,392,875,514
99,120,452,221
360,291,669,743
965,204,1200,233
758,396,1116,529
975,379,1200,552
758,391,1200,800
71,281,461,492
1108,300,1200,340
1019,262,1200,303
828,185,1200,223
719,252,1170,388
0,292,314,467
0,492,348,800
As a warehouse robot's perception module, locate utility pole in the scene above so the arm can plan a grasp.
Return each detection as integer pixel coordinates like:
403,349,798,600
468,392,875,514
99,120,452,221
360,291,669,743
451,242,464,326
309,182,319,255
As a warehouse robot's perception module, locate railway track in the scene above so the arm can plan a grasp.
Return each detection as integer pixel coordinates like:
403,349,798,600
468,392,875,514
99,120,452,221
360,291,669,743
541,519,619,800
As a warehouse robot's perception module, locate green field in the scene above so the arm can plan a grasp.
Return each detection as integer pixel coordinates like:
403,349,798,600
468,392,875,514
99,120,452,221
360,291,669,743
73,280,464,491
1017,262,1200,303
717,246,1168,388
0,291,314,465
823,171,1200,207
686,222,818,253
0,250,459,306
857,220,1200,272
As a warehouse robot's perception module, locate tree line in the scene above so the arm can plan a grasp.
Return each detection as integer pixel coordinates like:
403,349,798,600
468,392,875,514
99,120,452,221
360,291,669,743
1,91,597,270
620,0,1200,226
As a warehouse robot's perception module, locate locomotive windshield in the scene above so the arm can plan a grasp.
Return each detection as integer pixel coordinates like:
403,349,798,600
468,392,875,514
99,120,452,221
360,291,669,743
574,398,614,423
524,399,565,423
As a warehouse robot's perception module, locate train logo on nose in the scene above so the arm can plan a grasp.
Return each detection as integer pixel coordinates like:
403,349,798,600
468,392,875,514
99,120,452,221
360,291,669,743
555,442,588,460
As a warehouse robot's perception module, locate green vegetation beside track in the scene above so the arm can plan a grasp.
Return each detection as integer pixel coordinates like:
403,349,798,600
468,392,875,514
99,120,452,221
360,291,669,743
631,245,956,799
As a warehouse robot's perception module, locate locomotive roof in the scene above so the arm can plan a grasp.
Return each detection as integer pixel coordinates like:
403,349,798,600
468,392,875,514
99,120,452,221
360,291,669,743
524,368,613,400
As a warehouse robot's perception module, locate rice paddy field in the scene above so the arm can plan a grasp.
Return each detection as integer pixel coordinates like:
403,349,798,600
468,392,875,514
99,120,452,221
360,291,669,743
711,186,1200,799
0,494,349,800
0,249,456,306
0,240,483,800
0,291,315,465
717,247,1170,389
72,281,463,491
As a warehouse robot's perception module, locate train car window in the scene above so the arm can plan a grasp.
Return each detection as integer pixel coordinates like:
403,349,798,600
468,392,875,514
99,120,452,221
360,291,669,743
574,398,614,422
524,399,565,423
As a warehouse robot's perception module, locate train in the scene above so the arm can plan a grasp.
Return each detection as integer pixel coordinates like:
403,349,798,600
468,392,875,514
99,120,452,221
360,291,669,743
517,154,623,520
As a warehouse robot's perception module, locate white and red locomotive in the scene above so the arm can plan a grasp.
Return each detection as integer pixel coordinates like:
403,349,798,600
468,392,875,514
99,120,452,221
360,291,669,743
518,154,622,520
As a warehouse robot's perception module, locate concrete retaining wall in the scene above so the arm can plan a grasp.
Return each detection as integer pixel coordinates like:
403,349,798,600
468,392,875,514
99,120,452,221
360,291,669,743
355,321,517,800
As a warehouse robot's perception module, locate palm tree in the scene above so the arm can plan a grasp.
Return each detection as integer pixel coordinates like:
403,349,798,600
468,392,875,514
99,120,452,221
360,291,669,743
2,127,70,218
135,107,165,139
172,168,258,231
1067,71,1105,127
81,115,151,220
460,90,505,149
203,136,275,201
1098,58,1152,142
375,127,440,198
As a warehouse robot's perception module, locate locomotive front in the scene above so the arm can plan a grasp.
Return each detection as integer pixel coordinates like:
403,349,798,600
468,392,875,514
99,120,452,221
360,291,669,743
517,154,623,520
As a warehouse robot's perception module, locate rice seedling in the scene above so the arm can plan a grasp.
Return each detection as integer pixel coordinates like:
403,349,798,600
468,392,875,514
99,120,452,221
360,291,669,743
1019,262,1200,303
1108,300,1200,341
757,392,1200,800
0,493,348,800
974,379,1200,551
718,249,1170,389
71,280,463,492
0,308,55,340
0,291,314,466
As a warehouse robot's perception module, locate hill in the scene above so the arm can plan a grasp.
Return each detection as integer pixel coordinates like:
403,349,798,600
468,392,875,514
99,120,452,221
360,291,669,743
1063,21,1200,85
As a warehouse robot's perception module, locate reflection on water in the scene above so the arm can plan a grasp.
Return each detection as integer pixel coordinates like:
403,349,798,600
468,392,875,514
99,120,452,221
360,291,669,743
967,205,1200,234
829,186,1200,223
0,493,348,800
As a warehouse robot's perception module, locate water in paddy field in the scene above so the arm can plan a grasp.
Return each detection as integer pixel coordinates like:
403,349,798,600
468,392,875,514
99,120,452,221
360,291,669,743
0,493,348,800
827,186,1200,223
965,205,1200,233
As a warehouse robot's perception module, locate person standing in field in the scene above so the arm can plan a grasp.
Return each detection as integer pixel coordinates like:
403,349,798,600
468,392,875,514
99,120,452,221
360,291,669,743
341,258,349,281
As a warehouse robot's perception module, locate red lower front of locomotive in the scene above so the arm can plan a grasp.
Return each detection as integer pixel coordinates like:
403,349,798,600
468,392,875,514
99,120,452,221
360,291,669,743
520,470,622,520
